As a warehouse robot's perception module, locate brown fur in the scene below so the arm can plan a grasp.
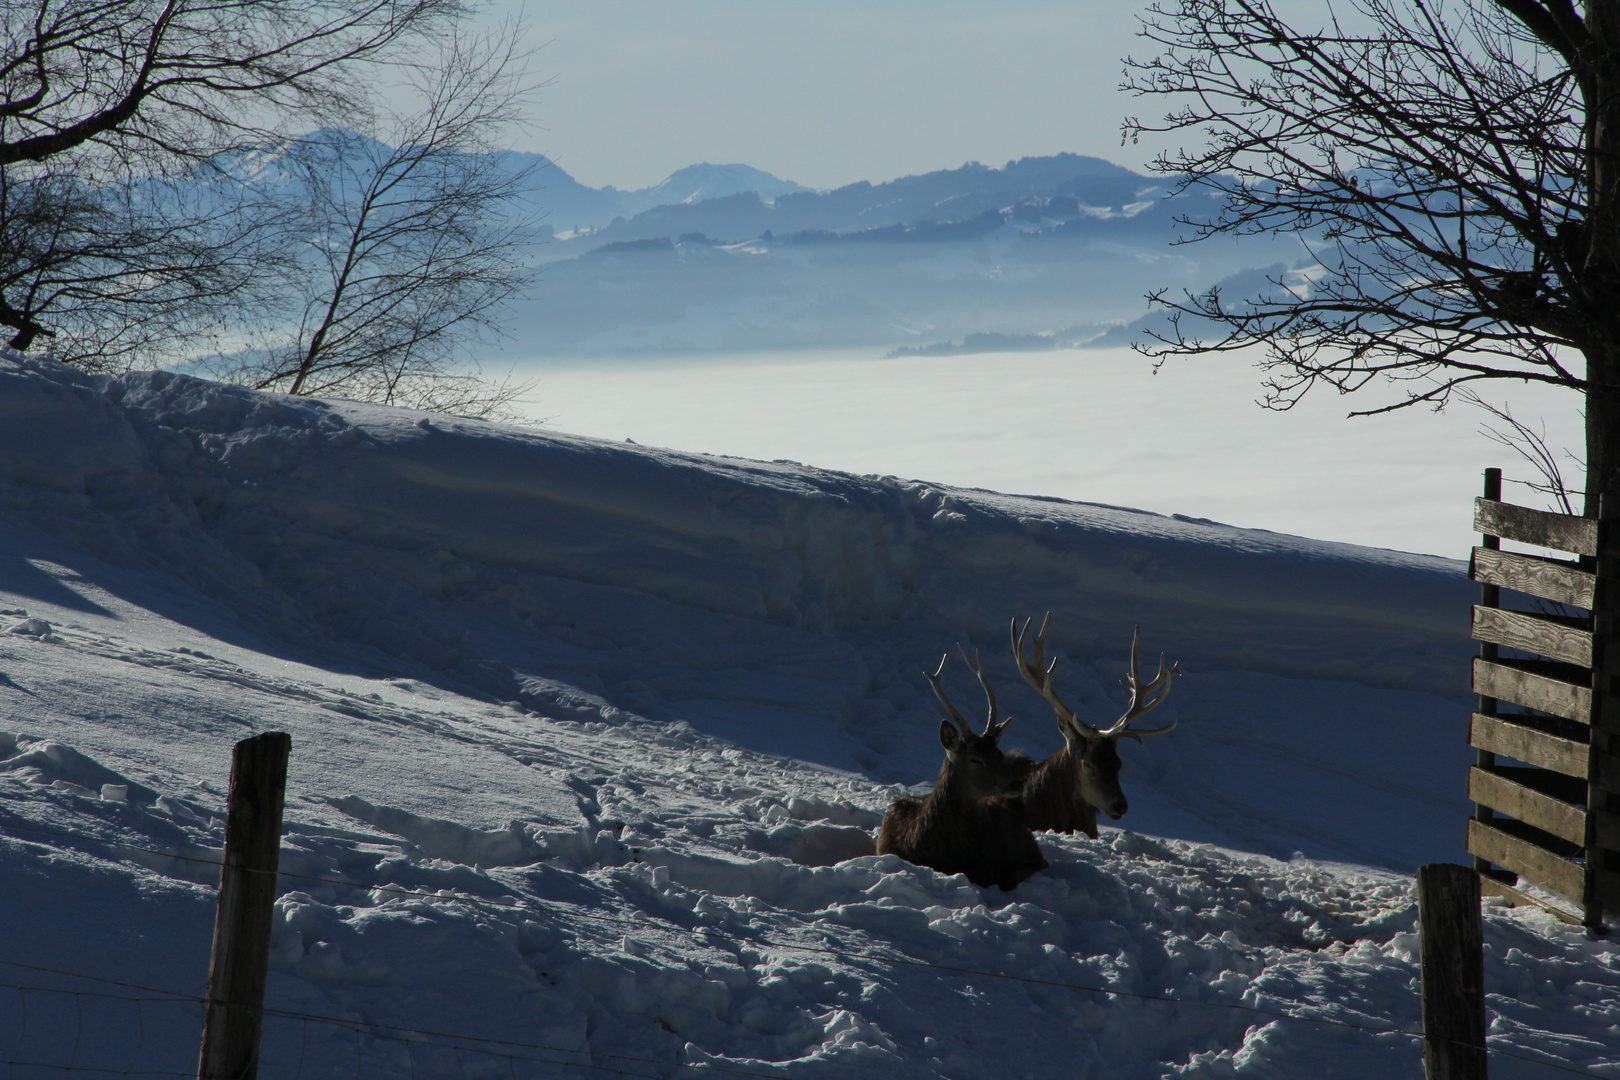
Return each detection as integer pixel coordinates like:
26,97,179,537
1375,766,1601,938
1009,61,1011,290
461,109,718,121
877,724,1048,891
1002,734,1126,839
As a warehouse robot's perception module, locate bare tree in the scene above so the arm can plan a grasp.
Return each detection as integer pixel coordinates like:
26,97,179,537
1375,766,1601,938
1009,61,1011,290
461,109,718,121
0,0,462,174
0,0,467,360
200,28,536,417
1122,0,1620,512
2,2,540,416
0,163,271,364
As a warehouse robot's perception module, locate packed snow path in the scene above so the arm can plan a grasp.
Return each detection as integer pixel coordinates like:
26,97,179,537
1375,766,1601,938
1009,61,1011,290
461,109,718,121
1,355,1615,1078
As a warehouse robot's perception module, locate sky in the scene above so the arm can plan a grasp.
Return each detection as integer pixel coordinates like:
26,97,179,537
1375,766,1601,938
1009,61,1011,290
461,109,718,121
487,0,1157,190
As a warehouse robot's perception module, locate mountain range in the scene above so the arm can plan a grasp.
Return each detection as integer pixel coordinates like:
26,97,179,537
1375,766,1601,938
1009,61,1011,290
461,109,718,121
489,152,1300,358
498,156,811,234
512,152,1184,255
213,137,1303,359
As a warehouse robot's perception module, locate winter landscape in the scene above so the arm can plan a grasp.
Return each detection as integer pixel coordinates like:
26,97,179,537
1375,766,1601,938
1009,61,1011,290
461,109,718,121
7,0,1620,1076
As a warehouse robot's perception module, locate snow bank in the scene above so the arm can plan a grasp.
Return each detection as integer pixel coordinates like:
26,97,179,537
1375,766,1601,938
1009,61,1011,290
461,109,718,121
2,355,1470,687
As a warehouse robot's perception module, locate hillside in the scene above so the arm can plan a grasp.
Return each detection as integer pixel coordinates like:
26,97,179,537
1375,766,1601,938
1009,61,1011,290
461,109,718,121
1,354,1613,1078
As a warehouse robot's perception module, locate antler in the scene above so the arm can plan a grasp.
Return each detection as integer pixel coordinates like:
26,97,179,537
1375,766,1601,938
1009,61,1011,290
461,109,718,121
1012,615,1180,742
925,647,1006,738
957,644,1003,736
1100,626,1181,741
923,654,971,738
1011,612,1095,737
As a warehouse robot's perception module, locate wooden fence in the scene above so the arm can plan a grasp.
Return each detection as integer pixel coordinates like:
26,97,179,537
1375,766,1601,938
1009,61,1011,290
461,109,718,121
1467,468,1620,930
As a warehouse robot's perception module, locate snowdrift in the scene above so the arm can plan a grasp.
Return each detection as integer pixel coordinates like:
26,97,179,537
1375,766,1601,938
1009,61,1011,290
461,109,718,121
1,354,1613,1079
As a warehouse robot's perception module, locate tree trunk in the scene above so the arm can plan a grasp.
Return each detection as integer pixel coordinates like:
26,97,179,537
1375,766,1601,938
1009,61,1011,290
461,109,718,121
0,295,46,353
1587,349,1620,517
1587,0,1620,514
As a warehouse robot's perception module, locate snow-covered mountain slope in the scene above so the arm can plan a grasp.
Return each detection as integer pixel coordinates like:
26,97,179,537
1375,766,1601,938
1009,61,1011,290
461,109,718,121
1,355,1615,1078
546,154,1170,257
496,152,807,234
605,164,810,217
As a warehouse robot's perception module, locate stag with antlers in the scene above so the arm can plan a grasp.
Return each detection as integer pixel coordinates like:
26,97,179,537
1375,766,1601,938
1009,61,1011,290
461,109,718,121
1007,615,1180,838
876,648,1048,891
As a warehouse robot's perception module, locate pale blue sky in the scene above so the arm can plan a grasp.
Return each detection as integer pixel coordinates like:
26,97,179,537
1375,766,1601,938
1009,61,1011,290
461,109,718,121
489,0,1154,190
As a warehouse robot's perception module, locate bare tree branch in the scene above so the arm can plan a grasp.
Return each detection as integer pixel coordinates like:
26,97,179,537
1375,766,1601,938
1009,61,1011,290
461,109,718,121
0,0,465,176
0,159,276,365
1458,387,1581,511
197,24,538,419
1122,0,1620,509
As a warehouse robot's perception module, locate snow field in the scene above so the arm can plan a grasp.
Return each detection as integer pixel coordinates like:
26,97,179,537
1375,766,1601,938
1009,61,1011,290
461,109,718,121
1,353,1616,1077
3,704,1615,1079
505,346,1587,559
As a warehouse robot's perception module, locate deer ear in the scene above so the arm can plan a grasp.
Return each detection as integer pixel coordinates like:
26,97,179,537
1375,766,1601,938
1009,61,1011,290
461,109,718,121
1056,713,1085,747
990,717,1012,742
939,719,962,751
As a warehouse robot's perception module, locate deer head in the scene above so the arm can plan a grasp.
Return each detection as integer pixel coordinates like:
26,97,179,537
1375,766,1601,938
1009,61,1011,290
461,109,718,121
923,646,1026,803
1011,615,1180,822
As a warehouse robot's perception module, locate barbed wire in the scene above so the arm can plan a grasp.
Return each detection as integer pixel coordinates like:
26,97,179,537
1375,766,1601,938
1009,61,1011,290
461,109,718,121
0,1061,191,1078
1,819,1612,1078
0,974,821,1080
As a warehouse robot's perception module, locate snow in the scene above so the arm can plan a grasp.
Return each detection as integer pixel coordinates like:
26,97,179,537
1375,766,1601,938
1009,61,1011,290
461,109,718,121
506,346,1587,559
0,352,1616,1078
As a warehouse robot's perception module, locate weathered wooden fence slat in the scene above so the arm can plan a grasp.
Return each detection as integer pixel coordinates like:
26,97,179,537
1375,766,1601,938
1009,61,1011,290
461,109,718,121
1494,763,1592,801
1478,874,1584,925
1474,497,1598,555
1470,546,1595,606
1467,766,1587,846
1469,713,1590,777
1465,817,1586,904
1472,657,1591,722
1465,473,1619,934
1470,605,1593,667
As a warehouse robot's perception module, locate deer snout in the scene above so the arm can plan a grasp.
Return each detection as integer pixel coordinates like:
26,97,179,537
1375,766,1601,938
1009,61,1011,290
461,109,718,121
1101,796,1127,820
994,775,1027,799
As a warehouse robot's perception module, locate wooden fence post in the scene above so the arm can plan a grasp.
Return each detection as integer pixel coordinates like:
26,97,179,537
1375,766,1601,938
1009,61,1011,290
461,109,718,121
1418,863,1487,1080
1585,494,1617,933
1474,468,1502,876
197,732,291,1080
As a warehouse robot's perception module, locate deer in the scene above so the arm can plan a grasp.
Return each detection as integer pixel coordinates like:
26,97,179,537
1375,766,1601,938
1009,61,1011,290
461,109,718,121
876,648,1049,891
1005,614,1180,839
